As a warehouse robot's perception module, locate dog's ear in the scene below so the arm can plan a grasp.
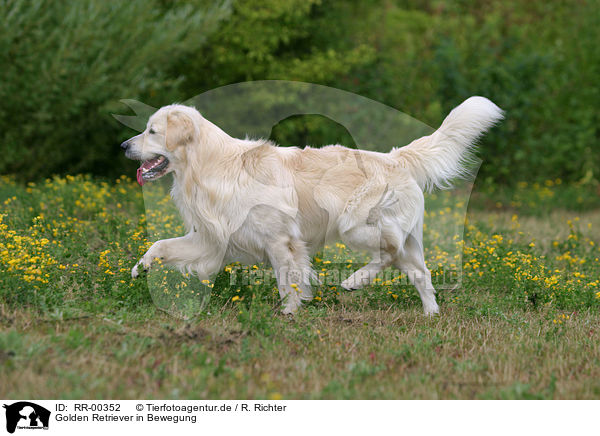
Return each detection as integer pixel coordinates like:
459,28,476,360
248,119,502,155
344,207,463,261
166,109,195,151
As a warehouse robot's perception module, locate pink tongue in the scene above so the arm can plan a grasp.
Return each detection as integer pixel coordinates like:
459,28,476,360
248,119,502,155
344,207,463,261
136,167,145,186
136,156,163,186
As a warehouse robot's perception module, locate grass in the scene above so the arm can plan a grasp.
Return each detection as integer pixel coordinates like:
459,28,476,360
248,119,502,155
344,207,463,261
0,174,599,399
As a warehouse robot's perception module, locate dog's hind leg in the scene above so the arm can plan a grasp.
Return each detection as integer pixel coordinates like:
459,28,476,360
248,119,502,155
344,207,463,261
337,212,404,290
394,232,439,315
340,251,394,290
338,181,416,291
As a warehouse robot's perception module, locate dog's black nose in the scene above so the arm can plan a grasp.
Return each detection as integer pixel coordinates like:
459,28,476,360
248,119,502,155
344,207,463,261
120,140,130,151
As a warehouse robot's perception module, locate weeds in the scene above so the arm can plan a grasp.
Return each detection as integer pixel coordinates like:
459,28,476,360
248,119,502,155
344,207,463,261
0,174,599,399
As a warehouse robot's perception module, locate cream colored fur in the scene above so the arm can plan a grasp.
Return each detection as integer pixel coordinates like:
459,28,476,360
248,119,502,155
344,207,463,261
124,96,503,315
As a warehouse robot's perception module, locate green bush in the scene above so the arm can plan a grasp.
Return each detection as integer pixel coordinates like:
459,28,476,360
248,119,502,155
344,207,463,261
0,0,229,180
344,1,600,184
1,0,598,185
177,0,600,185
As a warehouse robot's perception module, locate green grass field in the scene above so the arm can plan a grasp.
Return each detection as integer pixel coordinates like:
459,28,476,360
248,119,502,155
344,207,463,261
1,175,599,399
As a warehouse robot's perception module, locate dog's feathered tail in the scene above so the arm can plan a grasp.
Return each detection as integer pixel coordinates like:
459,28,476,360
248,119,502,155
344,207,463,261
391,96,504,192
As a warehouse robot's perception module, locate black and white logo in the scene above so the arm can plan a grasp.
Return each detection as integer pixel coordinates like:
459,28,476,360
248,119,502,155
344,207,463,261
3,402,50,434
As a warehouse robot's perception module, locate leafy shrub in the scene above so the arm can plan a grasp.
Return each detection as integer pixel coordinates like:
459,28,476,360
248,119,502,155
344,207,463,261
0,0,229,180
1,0,599,185
345,1,600,184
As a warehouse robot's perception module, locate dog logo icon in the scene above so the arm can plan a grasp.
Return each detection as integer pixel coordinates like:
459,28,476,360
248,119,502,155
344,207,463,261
3,402,50,433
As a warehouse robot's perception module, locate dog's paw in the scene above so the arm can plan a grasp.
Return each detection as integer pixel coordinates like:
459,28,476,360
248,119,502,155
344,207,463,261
281,307,296,316
131,264,140,278
131,259,149,279
281,299,302,315
423,303,440,316
340,275,366,291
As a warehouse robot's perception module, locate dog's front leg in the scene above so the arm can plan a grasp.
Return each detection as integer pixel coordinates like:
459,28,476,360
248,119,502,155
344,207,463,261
266,235,315,315
131,234,215,278
132,239,170,278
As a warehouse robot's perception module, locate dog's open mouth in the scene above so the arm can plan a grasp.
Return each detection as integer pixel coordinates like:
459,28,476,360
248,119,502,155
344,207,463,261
136,155,170,186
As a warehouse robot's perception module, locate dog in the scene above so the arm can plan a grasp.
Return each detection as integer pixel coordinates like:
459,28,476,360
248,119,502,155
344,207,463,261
121,96,503,315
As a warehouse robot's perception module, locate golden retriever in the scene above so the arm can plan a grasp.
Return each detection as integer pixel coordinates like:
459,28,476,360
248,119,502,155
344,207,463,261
121,96,503,314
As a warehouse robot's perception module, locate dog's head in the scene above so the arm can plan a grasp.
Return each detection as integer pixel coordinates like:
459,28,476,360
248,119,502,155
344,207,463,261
120,104,201,186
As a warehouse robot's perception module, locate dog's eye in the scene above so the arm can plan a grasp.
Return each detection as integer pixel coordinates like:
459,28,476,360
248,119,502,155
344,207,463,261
149,128,156,134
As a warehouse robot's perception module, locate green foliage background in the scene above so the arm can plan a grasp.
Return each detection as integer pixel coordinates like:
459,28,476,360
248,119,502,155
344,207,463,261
1,0,598,184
